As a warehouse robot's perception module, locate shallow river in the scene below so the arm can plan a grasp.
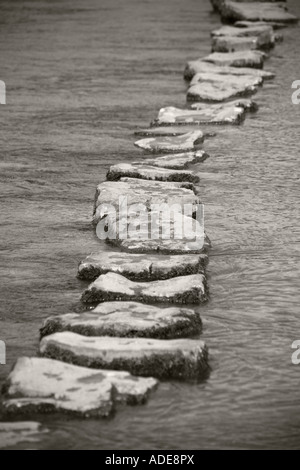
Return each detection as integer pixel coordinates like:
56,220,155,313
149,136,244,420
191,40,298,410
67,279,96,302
0,0,300,450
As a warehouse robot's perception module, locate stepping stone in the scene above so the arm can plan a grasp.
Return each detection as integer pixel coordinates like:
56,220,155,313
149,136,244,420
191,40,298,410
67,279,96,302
211,35,272,53
184,59,274,81
234,20,286,30
211,24,275,51
106,163,199,183
98,211,210,255
119,177,195,190
220,1,298,24
39,332,209,380
2,357,158,417
212,23,280,43
211,24,273,39
153,100,257,126
0,422,47,449
78,252,208,281
134,127,190,137
40,301,202,340
93,178,200,225
134,127,214,137
202,51,265,69
134,130,204,153
211,0,285,14
81,272,208,305
187,72,261,102
138,150,209,169
107,231,211,255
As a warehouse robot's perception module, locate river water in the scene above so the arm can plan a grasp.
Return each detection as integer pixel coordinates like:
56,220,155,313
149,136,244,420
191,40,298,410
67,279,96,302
0,0,299,450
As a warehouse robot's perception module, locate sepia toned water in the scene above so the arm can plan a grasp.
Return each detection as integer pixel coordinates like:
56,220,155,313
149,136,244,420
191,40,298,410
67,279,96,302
0,0,300,450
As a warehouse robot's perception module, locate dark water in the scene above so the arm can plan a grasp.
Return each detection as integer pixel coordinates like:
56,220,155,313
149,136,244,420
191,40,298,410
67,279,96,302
0,0,300,450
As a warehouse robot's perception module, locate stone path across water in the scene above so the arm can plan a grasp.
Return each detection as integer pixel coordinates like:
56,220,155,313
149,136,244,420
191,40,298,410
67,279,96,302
1,0,298,420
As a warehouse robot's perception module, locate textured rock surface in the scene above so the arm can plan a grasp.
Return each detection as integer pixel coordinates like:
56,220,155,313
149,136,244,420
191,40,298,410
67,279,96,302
220,1,298,24
134,130,204,153
0,422,47,449
202,51,265,69
184,59,274,81
93,178,200,224
187,72,261,102
101,211,210,255
40,301,202,339
81,272,208,305
78,251,208,281
134,127,200,137
140,150,209,169
234,20,286,29
134,127,215,138
211,24,276,50
39,332,209,380
211,35,272,53
211,0,287,12
212,21,285,46
211,24,273,39
210,0,286,11
154,100,257,125
106,163,199,183
109,232,211,255
2,357,158,417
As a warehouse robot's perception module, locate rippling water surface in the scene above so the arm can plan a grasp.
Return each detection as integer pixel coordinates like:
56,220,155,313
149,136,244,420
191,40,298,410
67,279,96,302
0,0,300,450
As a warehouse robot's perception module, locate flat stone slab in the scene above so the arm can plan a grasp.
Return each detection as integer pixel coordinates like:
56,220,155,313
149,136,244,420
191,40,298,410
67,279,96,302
108,233,211,255
101,211,210,255
212,24,273,39
81,272,208,305
153,100,257,126
78,252,208,282
134,130,204,153
234,20,286,29
40,301,202,340
93,178,200,225
211,35,272,53
219,23,284,43
184,59,274,81
134,127,189,137
220,1,298,24
134,127,214,137
119,177,195,190
39,332,209,380
107,163,199,183
138,150,209,169
2,357,158,418
187,72,261,102
202,51,265,69
211,0,287,13
0,422,47,449
211,23,275,51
